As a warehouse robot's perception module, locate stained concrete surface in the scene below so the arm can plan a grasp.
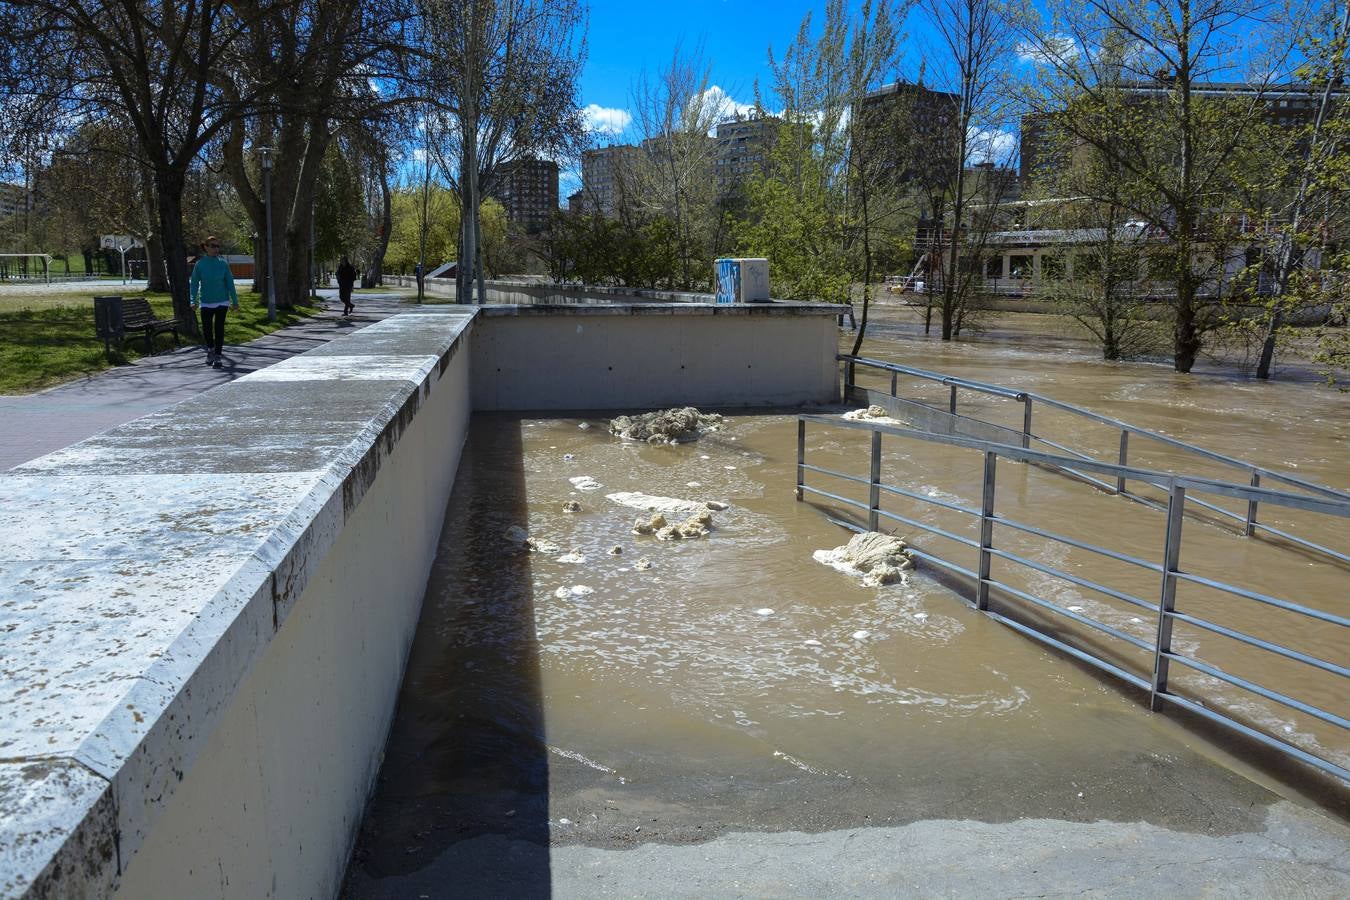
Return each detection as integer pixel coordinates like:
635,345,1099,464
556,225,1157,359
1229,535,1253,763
346,800,1350,898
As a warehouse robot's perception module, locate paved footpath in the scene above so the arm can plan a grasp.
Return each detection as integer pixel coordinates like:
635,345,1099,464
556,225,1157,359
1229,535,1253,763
0,292,423,470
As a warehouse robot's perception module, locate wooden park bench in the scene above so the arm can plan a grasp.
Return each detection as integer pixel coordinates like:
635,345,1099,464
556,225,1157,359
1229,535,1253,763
96,296,180,355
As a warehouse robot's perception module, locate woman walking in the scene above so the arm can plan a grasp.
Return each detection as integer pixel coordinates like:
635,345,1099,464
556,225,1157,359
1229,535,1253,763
190,236,238,368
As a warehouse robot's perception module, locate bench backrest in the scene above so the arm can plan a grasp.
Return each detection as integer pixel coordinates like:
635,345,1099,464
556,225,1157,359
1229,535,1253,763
121,297,153,326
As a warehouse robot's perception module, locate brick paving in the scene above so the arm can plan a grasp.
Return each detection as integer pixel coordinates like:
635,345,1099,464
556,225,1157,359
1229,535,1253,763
0,292,423,470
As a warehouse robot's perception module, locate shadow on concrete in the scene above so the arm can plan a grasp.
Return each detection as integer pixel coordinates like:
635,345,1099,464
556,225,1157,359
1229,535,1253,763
342,414,552,898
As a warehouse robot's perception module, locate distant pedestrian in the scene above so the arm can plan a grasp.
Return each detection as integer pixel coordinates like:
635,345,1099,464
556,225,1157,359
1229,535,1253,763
190,237,238,369
337,255,358,317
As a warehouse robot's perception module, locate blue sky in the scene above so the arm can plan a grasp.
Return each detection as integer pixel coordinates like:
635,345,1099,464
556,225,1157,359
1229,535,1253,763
568,0,938,193
579,1,833,125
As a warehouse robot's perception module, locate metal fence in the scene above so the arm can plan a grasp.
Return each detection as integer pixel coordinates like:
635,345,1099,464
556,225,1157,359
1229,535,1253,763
841,355,1350,567
795,413,1350,783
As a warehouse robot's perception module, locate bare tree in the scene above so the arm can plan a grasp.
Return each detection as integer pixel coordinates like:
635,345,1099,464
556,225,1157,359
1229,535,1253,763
221,0,416,311
628,46,723,291
421,0,588,304
919,0,1019,340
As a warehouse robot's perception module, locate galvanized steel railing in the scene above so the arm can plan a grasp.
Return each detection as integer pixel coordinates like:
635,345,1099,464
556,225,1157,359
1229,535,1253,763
841,355,1350,566
795,413,1350,783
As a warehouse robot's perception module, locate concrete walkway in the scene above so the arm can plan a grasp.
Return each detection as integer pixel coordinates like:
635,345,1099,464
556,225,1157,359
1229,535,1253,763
0,292,423,470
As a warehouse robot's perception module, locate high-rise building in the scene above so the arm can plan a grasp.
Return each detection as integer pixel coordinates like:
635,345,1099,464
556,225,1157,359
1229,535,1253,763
859,81,961,189
1020,82,1347,186
579,144,642,217
490,157,559,234
713,117,777,196
0,183,30,220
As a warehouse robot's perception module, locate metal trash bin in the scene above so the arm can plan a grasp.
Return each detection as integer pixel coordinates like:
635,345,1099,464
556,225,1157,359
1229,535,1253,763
93,295,125,355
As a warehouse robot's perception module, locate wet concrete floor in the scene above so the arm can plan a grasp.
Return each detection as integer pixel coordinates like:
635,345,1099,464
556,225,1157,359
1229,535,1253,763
343,312,1349,897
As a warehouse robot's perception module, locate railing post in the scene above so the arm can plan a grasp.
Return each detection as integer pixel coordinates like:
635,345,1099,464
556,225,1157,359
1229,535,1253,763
1116,431,1129,495
1021,398,1033,449
796,419,806,501
1244,470,1260,537
949,384,958,415
976,451,997,610
868,429,882,532
844,358,856,400
1151,482,1186,711
890,371,897,397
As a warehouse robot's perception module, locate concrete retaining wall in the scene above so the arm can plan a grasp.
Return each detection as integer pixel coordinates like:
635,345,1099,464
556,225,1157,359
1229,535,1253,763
0,309,475,898
0,298,841,898
472,304,840,410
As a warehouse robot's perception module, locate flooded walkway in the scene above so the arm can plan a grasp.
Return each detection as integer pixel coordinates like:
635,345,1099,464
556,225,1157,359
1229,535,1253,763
343,319,1349,897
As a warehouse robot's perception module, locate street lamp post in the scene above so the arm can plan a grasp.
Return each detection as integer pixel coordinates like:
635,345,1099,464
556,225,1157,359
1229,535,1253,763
260,146,277,322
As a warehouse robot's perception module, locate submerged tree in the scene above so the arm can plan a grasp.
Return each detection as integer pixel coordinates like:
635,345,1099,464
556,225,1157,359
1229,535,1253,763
1019,0,1299,372
1252,0,1350,378
918,0,1018,341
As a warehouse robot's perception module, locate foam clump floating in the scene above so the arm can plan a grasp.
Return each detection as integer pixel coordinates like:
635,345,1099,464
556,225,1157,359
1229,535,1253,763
501,524,560,553
813,531,915,587
607,491,731,516
609,407,724,445
632,509,715,541
842,406,907,425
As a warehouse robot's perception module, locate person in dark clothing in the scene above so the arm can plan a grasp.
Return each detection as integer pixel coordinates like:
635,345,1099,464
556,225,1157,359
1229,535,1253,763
337,255,358,316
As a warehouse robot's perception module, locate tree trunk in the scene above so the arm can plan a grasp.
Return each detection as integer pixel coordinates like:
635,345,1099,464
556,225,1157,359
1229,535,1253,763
1174,5,1197,374
140,169,169,292
367,171,392,287
1256,2,1348,378
475,199,487,300
849,188,872,357
155,169,198,337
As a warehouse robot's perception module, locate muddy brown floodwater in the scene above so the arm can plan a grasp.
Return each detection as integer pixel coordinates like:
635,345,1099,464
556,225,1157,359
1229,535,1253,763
343,307,1348,898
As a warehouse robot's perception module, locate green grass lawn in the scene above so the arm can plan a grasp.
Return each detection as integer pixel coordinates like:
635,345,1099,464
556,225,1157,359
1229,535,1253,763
0,291,317,394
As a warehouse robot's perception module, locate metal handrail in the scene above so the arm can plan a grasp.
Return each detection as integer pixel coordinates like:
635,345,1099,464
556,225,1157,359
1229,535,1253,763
840,355,1350,565
795,413,1350,784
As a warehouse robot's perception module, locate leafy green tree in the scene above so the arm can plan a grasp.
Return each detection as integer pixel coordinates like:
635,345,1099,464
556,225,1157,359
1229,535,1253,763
386,184,460,275
737,0,910,353
1250,0,1350,378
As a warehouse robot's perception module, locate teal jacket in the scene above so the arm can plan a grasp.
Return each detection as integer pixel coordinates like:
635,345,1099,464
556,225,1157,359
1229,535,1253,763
190,255,239,308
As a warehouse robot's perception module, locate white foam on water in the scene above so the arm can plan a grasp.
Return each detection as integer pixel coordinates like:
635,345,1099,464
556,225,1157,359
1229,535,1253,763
549,746,616,773
569,475,603,491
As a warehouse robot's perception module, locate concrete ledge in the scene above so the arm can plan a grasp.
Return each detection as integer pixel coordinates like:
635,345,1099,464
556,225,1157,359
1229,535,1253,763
472,306,840,410
0,307,476,897
385,275,850,313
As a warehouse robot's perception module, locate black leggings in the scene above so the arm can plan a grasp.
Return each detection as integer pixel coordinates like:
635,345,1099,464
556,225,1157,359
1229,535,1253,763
200,306,228,353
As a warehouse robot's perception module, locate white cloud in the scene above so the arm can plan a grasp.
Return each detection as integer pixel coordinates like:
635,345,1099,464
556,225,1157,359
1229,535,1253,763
967,127,1017,165
696,84,757,123
1016,34,1080,66
583,103,632,136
